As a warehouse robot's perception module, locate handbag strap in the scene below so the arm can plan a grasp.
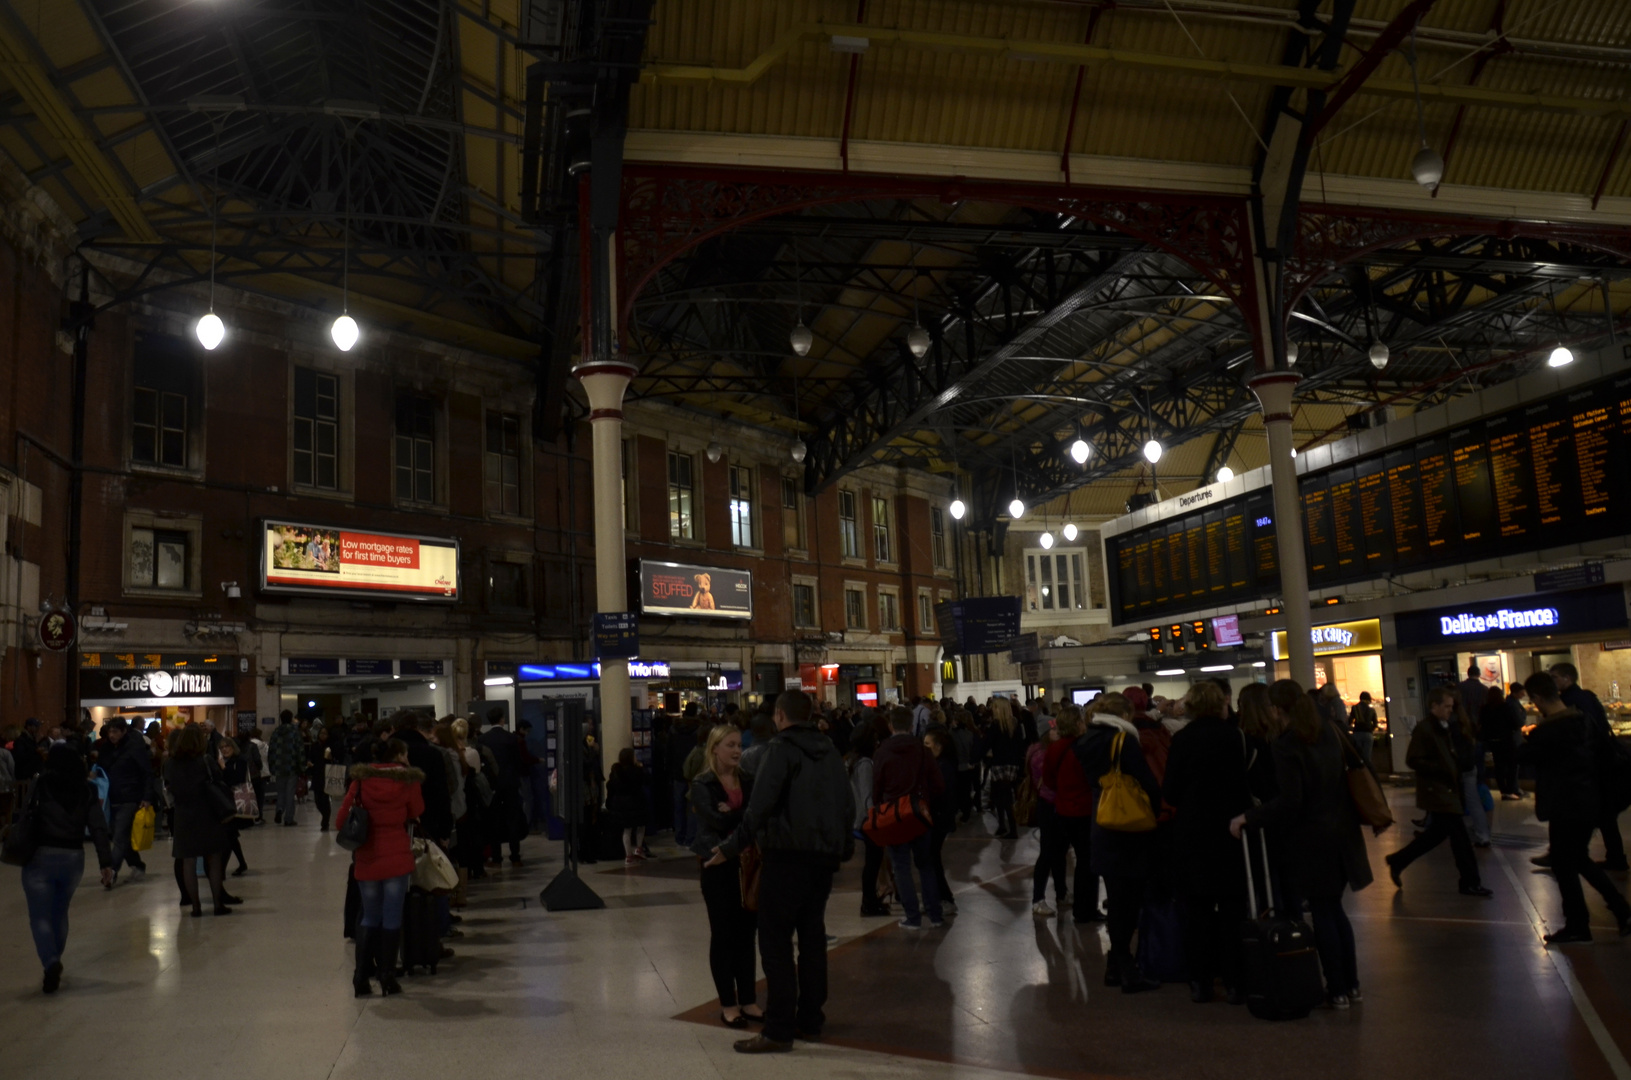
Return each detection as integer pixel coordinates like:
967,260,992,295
1107,730,1125,777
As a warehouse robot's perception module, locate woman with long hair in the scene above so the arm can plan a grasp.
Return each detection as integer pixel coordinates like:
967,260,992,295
166,725,234,917
336,738,425,997
1230,680,1374,1009
607,748,650,865
689,723,762,1027
1385,686,1492,897
1236,683,1282,805
987,697,1029,839
18,747,112,993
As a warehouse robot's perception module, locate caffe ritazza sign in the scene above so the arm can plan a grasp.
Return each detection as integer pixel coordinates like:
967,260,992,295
80,668,236,707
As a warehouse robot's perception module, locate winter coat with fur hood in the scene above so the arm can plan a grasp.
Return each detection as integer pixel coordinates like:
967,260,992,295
336,762,425,880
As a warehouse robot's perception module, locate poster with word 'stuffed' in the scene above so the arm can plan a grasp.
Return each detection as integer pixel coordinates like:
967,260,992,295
260,519,460,601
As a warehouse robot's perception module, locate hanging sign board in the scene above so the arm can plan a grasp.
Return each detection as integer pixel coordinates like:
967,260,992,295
260,519,459,602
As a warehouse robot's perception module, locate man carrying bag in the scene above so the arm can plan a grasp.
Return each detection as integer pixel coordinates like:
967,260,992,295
870,707,944,930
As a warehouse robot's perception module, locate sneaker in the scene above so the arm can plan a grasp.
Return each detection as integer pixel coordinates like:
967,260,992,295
624,856,639,866
1349,985,1364,1003
1543,927,1593,945
928,919,945,928
1459,884,1494,898
128,868,145,883
1032,900,1054,917
1328,994,1351,1010
897,918,922,931
942,899,957,915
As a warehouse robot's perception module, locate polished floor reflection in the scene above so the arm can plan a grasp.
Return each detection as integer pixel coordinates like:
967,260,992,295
3,791,1629,1080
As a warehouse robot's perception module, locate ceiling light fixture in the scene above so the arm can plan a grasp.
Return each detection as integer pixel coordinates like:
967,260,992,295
1008,497,1025,520
1143,439,1163,464
1155,668,1184,677
706,442,723,463
949,498,966,521
1368,341,1390,370
1216,465,1235,484
790,239,812,355
1062,522,1078,542
331,131,360,350
195,122,225,350
1040,530,1054,549
1548,343,1574,368
1285,340,1299,366
906,245,930,358
1406,29,1444,191
1069,436,1091,464
790,377,806,461
428,681,437,690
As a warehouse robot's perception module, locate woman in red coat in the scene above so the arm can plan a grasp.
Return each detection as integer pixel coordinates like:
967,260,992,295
336,738,424,997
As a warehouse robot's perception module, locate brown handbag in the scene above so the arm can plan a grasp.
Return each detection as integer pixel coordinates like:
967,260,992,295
1330,720,1393,833
739,844,762,912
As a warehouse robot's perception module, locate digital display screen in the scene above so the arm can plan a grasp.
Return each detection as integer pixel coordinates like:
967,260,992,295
854,682,879,705
1211,614,1243,648
1107,370,1631,624
1070,686,1104,707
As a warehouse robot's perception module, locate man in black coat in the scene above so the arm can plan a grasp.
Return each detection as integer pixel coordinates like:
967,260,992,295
1551,663,1627,872
1521,672,1631,943
479,707,526,865
97,717,155,884
12,718,42,781
393,711,453,843
1493,683,1528,800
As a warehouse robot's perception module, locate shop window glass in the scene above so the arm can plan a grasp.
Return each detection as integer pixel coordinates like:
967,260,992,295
129,528,189,590
395,394,436,503
293,367,338,489
485,412,521,516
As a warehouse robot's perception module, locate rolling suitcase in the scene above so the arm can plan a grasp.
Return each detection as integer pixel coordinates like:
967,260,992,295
1238,830,1324,1021
399,887,442,975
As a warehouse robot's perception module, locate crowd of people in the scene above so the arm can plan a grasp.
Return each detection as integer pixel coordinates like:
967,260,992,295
1,659,1626,1030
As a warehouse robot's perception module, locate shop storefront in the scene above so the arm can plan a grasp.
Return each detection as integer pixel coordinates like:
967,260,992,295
79,655,241,733
278,656,453,722
1393,585,1631,733
1272,617,1389,725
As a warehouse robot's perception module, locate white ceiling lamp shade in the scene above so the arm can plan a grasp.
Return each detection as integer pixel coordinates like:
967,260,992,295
1368,341,1390,370
790,438,807,463
1142,439,1163,464
194,311,226,351
789,320,813,357
1216,465,1235,484
1284,340,1298,366
906,323,931,358
1411,143,1445,190
1548,343,1575,368
1039,530,1054,550
949,498,966,521
1069,437,1091,464
1062,522,1078,542
330,313,360,352
705,442,723,463
1008,497,1025,520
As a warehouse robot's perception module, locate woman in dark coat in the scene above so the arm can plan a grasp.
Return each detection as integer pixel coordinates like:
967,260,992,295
1073,692,1162,994
1385,686,1490,897
607,747,650,865
689,724,762,1027
1233,680,1374,1008
987,698,1029,839
1163,681,1260,1004
165,725,233,916
218,739,252,876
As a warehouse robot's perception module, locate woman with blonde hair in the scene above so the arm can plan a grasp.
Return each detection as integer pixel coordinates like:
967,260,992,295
689,722,761,1027
987,697,1029,839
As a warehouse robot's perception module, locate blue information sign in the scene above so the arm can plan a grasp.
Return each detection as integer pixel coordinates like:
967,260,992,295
594,612,640,659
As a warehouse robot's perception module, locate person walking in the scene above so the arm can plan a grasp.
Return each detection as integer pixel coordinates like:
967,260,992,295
247,725,270,823
337,738,424,997
1497,683,1528,800
1550,663,1627,872
1028,715,1068,915
608,748,651,865
924,728,958,912
872,706,945,929
308,725,335,832
166,725,235,916
987,698,1028,839
1231,680,1375,1009
1519,672,1631,943
1074,693,1162,994
268,712,305,826
1163,681,1257,1004
709,691,853,1054
847,727,889,917
1459,663,1489,727
1041,705,1099,922
17,747,112,993
218,739,252,876
690,723,763,1027
1348,693,1379,772
97,717,154,887
1385,687,1493,897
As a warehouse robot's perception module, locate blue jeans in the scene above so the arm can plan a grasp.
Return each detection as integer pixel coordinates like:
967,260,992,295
888,832,942,925
357,873,412,931
276,775,298,823
109,802,146,873
21,848,84,969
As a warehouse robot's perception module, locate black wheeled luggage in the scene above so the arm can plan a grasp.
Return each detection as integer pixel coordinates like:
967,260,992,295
1238,830,1324,1021
399,886,442,975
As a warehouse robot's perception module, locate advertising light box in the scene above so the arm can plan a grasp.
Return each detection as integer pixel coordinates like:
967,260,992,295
261,520,459,602
638,560,752,619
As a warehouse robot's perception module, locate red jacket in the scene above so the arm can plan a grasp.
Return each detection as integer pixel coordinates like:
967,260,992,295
1044,737,1094,818
872,734,944,805
335,762,425,881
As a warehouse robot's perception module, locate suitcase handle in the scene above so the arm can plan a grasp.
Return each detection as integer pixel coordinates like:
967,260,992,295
1240,827,1277,918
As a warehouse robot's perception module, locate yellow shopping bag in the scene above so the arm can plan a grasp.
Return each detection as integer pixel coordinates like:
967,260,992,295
131,805,156,852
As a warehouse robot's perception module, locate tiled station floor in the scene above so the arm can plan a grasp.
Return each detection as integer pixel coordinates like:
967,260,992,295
2,790,1629,1080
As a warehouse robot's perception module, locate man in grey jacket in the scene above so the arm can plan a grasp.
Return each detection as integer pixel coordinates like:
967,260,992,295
710,691,853,1053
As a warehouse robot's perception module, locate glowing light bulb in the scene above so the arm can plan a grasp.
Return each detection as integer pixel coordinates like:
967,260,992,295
1217,466,1234,484
790,321,812,356
1062,523,1078,542
330,313,359,351
195,312,225,350
1548,344,1574,368
1069,438,1090,464
1040,531,1054,549
906,324,930,358
949,498,966,520
1143,439,1163,464
1369,341,1389,370
1008,497,1025,519
791,439,807,463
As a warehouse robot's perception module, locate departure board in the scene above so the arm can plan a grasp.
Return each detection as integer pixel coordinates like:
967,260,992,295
1107,367,1631,624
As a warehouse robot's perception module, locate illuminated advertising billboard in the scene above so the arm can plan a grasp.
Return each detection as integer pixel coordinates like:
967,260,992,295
638,560,752,619
260,520,459,602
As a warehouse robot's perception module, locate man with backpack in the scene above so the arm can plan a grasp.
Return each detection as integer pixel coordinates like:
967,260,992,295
872,706,945,930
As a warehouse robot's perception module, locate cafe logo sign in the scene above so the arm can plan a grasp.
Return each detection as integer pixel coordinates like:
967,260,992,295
1312,625,1356,648
1439,606,1561,637
108,671,213,697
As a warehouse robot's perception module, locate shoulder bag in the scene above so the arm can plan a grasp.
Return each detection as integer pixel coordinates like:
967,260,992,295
232,780,259,820
324,762,349,799
411,837,459,892
336,782,371,851
1329,719,1394,833
204,775,237,824
1095,731,1157,833
0,785,41,866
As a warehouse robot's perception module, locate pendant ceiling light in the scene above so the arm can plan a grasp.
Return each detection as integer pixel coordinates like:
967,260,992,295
1548,343,1574,368
1069,436,1091,464
949,497,966,521
195,123,225,350
790,240,812,355
331,133,360,351
1008,496,1025,519
1285,340,1299,366
1143,439,1163,464
906,245,930,358
1039,530,1054,550
790,377,807,461
1062,522,1078,542
1216,465,1235,484
1406,29,1444,191
1368,341,1390,370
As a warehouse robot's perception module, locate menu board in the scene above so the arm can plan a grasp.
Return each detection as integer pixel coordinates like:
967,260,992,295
1106,368,1631,624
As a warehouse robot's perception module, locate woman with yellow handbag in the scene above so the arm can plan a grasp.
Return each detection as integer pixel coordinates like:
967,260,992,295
1072,692,1163,994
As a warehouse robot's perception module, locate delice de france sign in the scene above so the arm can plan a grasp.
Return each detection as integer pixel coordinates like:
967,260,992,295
1438,606,1560,636
261,520,460,602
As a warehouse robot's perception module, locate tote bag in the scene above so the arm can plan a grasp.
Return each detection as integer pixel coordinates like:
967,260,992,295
1095,731,1157,833
232,781,259,820
324,763,349,800
1329,720,1393,833
130,805,156,852
411,838,459,892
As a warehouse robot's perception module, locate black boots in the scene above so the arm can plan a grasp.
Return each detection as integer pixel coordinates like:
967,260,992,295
376,930,403,995
353,928,376,996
